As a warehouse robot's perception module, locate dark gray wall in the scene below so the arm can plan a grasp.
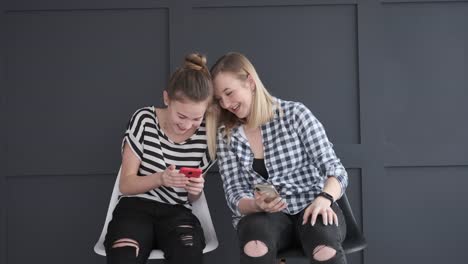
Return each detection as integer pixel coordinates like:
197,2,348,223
2,0,467,264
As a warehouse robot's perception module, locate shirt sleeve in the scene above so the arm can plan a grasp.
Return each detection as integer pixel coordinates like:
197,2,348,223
216,130,253,216
199,149,216,174
121,108,153,161
292,103,349,196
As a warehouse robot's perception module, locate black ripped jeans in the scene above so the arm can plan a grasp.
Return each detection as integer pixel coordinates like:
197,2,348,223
104,197,205,264
237,202,347,264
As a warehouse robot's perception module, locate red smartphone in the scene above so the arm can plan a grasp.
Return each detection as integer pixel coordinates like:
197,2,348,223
179,167,202,178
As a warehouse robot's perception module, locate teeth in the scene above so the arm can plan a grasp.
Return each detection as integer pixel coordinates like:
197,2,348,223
232,104,240,111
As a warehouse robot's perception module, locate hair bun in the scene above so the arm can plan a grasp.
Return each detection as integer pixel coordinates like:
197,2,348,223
184,53,208,71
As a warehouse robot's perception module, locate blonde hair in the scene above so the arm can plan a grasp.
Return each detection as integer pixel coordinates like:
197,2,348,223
206,52,276,159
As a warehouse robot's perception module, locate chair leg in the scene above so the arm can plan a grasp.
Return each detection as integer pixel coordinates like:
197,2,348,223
279,258,286,264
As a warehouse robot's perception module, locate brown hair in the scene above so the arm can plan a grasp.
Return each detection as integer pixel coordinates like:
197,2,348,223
167,53,213,102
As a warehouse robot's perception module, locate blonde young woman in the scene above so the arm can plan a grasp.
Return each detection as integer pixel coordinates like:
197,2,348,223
105,54,214,264
206,52,348,264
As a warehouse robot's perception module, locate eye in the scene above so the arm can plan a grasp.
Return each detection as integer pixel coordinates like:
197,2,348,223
178,115,187,119
226,91,232,96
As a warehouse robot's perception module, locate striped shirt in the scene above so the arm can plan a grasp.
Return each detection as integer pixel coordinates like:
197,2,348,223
217,98,348,227
121,106,213,208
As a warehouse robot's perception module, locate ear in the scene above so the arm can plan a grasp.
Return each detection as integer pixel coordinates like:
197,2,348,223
163,90,170,106
247,75,256,91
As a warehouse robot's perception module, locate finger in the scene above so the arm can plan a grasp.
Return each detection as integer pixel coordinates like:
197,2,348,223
334,212,339,226
254,191,261,199
269,198,284,212
328,210,335,225
311,208,320,226
188,177,204,183
321,209,328,226
281,201,288,210
187,182,204,191
186,186,202,195
302,209,312,225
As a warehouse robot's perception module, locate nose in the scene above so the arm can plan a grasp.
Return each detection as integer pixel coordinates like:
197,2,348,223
219,96,230,109
179,120,192,130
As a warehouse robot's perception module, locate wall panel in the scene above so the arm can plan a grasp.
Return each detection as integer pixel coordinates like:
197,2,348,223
6,9,170,176
6,173,116,264
383,1,468,155
382,166,468,263
190,4,360,144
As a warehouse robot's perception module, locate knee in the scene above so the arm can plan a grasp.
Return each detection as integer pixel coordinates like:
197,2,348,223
176,225,203,248
112,238,139,257
243,240,268,257
312,245,336,261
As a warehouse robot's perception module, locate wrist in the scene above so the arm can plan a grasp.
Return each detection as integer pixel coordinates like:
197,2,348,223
317,191,334,206
154,172,164,187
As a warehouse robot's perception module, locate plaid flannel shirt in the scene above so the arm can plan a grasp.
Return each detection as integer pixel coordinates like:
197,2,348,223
216,98,348,228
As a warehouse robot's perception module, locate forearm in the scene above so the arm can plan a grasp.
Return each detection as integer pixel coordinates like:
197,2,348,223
119,172,163,195
322,176,342,201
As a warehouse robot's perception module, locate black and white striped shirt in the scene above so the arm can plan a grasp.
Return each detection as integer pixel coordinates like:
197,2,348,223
121,106,213,208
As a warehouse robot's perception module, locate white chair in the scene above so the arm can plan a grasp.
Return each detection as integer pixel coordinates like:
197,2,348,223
94,168,219,258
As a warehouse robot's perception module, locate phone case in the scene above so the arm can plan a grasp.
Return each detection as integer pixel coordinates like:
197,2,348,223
254,184,279,202
180,167,202,178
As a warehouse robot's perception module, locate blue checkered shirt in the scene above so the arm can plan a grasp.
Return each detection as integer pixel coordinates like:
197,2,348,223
216,98,348,228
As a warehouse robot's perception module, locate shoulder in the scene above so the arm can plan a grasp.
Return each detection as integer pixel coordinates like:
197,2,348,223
276,98,312,119
127,106,156,127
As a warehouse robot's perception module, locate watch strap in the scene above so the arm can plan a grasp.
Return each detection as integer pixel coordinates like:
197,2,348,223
317,191,334,206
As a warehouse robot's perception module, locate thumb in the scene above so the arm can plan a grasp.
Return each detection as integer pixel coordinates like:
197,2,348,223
167,164,175,171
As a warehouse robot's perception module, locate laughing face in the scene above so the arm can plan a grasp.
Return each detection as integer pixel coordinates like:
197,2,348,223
213,72,255,120
164,91,208,136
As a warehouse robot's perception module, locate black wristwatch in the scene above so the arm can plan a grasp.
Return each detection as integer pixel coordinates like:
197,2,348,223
317,192,334,206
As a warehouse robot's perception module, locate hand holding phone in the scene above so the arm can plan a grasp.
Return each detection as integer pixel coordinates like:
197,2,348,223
254,184,280,203
180,167,202,178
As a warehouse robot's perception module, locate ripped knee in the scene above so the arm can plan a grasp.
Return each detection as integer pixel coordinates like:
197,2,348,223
312,245,336,261
243,240,268,257
177,225,195,247
112,238,139,256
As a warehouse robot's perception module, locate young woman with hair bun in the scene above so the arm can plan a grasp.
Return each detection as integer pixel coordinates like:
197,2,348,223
105,53,215,264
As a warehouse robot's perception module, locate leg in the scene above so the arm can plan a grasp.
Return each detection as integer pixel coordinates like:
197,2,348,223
296,203,347,264
105,198,154,264
155,205,206,264
237,212,295,264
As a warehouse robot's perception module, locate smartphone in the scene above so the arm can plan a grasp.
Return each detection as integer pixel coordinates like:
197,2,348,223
180,167,202,178
254,184,279,203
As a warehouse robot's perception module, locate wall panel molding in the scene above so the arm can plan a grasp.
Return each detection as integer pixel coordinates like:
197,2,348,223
1,0,8,263
5,0,170,12
193,0,357,8
382,0,468,3
384,144,468,167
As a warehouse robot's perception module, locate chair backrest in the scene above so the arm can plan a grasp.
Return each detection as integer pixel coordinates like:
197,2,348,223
94,168,219,258
336,193,367,254
277,193,366,259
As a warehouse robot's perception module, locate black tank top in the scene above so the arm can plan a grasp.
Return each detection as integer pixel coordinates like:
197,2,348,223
253,158,269,180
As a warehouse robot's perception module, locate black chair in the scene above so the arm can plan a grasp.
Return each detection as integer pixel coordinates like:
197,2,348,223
277,193,367,263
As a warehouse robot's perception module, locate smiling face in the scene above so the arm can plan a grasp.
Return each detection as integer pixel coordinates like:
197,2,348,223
164,91,209,135
213,72,255,119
